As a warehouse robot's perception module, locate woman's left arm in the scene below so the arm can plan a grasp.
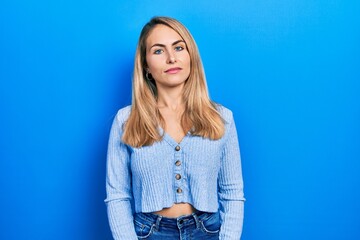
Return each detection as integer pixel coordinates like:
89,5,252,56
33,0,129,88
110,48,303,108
218,111,246,240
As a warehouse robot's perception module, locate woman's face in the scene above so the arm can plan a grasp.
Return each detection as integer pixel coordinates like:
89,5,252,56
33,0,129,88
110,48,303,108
145,24,191,91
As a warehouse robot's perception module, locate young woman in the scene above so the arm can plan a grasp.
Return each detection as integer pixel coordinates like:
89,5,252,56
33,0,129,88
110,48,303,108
105,16,245,240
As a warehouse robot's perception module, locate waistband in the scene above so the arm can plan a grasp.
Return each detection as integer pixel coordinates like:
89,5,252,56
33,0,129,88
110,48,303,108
134,211,218,230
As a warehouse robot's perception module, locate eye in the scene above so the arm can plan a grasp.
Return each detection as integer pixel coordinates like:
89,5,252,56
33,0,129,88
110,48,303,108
153,49,163,54
175,46,184,51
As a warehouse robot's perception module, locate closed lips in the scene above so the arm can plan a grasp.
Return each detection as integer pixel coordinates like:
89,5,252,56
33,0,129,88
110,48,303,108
165,67,182,73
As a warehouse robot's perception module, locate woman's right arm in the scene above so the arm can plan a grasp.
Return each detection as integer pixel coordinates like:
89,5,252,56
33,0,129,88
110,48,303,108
105,110,138,240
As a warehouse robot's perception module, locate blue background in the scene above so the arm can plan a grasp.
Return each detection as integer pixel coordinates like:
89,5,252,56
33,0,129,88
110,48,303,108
1,0,359,239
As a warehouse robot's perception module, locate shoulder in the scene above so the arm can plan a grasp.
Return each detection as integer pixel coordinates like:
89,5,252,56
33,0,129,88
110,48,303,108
114,105,132,125
215,103,234,124
214,104,238,141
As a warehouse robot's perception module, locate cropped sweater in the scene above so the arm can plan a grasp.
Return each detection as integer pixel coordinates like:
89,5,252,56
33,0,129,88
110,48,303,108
105,105,245,239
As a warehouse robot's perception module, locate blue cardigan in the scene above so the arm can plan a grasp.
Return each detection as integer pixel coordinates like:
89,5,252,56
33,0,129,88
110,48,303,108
105,105,245,239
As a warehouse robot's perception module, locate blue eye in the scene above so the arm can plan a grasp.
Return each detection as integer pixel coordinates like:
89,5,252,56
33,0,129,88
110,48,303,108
154,49,163,54
175,46,184,51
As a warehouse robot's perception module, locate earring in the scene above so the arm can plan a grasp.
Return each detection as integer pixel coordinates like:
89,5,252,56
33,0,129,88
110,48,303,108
145,70,153,81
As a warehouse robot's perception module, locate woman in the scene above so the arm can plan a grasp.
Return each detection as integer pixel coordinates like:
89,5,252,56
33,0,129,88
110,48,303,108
105,16,245,240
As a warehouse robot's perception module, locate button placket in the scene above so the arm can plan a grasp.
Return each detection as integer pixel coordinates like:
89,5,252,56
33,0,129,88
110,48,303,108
174,145,184,200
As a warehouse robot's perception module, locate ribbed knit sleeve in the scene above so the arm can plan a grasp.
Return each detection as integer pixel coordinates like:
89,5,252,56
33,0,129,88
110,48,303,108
218,111,246,240
104,108,137,240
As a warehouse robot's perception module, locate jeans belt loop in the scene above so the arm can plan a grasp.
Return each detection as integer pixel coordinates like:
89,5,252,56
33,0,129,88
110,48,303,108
192,212,201,229
155,215,162,231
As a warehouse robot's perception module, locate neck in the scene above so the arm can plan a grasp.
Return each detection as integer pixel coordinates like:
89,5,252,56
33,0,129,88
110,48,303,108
156,85,185,111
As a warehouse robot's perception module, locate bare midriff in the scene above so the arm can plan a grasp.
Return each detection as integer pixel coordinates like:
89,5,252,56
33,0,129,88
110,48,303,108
153,203,196,218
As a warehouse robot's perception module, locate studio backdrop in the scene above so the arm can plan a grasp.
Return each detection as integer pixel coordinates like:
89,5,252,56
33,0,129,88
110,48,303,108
1,0,359,239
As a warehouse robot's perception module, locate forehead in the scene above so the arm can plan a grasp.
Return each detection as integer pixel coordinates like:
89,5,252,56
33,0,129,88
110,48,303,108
146,24,184,47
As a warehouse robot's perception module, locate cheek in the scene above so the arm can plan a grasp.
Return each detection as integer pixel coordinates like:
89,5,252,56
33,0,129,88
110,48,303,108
184,54,191,68
185,57,191,73
147,57,164,73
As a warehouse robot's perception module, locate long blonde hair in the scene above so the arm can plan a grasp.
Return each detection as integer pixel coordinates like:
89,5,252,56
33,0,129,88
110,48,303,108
122,16,224,147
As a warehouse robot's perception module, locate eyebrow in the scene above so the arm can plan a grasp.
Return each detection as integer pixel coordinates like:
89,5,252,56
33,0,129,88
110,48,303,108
150,40,185,50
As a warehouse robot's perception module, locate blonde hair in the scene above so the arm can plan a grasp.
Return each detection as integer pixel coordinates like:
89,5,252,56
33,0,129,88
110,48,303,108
122,16,224,147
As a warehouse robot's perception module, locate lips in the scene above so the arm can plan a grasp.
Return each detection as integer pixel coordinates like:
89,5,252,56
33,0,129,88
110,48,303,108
165,67,182,74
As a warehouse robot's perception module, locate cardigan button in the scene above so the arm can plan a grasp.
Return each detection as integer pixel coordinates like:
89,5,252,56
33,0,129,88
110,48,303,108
177,188,182,193
175,160,181,166
175,145,181,151
175,174,181,180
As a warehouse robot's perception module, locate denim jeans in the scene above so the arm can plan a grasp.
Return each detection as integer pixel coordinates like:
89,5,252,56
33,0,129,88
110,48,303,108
133,211,221,240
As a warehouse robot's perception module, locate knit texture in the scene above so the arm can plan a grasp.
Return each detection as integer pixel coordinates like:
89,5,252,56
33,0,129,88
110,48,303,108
105,105,245,239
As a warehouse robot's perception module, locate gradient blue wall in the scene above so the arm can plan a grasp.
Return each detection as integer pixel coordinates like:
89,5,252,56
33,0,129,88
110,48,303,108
1,0,359,239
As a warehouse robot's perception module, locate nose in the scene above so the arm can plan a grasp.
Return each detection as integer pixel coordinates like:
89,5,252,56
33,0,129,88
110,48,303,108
166,51,176,64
